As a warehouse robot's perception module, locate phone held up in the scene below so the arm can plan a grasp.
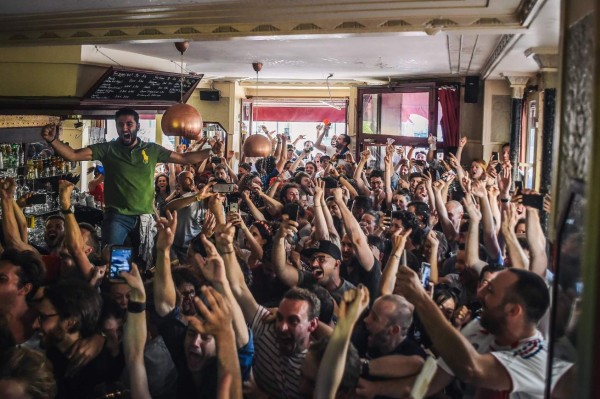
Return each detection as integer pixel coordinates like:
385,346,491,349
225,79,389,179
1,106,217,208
522,194,545,211
421,262,431,288
109,246,133,282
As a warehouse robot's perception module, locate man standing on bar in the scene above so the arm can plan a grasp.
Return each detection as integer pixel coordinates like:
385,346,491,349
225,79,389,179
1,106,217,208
41,108,210,268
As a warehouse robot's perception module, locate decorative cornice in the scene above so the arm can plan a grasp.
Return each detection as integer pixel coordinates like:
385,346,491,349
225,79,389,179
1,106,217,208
0,1,526,46
480,34,521,79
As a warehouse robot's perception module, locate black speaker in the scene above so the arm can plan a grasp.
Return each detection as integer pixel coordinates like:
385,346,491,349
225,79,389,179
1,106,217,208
464,76,480,103
200,90,220,101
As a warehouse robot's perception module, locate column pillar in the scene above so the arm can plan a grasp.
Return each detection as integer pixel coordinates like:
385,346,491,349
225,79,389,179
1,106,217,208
527,48,559,232
501,73,530,182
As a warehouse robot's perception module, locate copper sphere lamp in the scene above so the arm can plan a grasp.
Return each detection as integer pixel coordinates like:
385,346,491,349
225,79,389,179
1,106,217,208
161,41,203,140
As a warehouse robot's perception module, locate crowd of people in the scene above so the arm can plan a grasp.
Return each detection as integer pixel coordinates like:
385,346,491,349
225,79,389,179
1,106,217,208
0,108,574,399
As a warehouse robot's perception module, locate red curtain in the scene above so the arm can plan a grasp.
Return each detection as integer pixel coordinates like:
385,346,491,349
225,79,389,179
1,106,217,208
438,87,460,147
255,106,346,123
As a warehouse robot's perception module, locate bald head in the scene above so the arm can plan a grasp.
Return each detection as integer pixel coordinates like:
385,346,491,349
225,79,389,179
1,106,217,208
446,200,464,227
377,294,414,337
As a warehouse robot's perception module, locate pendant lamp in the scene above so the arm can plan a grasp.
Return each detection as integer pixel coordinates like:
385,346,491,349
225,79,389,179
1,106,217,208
161,41,203,140
243,62,272,157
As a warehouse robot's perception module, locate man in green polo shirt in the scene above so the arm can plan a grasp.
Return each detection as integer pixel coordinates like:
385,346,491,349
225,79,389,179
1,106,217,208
40,108,211,267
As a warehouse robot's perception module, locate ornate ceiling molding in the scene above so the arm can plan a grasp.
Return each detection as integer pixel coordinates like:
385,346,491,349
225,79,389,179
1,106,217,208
479,34,522,79
0,0,527,46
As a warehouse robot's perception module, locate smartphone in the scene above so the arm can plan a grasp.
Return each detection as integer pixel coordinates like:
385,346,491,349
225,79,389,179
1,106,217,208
211,156,221,164
323,177,339,189
491,152,499,161
212,183,236,193
28,193,47,205
522,194,545,210
442,170,456,182
514,181,523,193
415,160,426,167
109,246,133,281
228,201,239,213
421,262,431,288
287,203,300,222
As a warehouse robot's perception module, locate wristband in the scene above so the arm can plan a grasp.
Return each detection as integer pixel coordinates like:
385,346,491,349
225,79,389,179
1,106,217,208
360,359,370,378
500,198,509,203
47,137,57,144
127,301,146,314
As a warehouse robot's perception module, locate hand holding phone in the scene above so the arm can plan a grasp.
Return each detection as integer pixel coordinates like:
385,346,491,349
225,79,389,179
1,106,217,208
421,262,431,288
109,246,133,281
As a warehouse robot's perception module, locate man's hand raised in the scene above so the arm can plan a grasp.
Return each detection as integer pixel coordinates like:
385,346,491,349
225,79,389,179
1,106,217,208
156,210,177,252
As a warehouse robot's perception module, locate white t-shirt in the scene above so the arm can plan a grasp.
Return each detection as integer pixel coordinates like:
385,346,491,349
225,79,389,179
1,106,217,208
438,318,571,399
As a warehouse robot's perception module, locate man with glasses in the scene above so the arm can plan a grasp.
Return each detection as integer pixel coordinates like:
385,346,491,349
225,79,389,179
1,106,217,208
271,217,355,304
34,279,124,398
40,108,213,269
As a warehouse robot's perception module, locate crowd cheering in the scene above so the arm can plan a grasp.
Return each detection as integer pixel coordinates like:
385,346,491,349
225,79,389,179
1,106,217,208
0,108,574,399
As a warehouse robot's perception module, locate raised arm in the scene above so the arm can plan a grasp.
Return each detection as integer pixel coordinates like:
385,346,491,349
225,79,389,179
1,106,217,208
189,287,242,399
271,216,301,287
353,150,371,195
213,219,260,323
384,145,394,208
289,151,307,173
121,264,151,399
312,180,330,241
315,286,369,399
41,124,93,162
314,124,328,153
471,181,502,262
229,212,264,261
241,191,266,222
59,180,94,280
425,230,440,284
455,136,467,165
432,180,459,243
501,203,529,270
153,211,177,317
462,192,487,273
332,188,374,271
525,198,547,278
165,182,214,213
379,229,411,296
275,135,288,173
195,234,250,348
0,178,36,253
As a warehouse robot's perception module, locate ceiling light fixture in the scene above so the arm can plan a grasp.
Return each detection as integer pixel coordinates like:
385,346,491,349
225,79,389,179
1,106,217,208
243,62,272,158
161,41,203,140
322,73,342,110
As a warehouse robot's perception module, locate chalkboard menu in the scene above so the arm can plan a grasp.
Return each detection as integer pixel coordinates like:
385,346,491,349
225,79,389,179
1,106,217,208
83,67,203,104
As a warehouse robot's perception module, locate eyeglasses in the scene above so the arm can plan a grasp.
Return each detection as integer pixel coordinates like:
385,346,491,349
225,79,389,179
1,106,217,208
181,290,196,298
37,312,59,323
310,255,333,264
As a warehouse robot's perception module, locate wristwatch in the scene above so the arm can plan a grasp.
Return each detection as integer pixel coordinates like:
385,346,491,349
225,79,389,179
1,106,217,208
60,205,75,214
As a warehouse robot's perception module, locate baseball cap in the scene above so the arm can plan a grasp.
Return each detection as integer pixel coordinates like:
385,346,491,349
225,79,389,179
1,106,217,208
301,241,342,261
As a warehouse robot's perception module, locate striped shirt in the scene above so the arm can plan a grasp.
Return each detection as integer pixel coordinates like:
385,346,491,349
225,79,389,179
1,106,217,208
251,306,306,399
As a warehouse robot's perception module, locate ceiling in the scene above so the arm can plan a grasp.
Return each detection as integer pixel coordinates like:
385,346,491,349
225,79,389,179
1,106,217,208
0,0,560,83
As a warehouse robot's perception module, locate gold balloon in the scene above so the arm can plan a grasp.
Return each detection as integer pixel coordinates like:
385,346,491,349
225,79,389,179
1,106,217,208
243,134,272,157
161,103,203,140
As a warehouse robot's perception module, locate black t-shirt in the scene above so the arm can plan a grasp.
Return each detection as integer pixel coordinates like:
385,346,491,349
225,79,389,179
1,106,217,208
341,256,381,302
46,344,124,399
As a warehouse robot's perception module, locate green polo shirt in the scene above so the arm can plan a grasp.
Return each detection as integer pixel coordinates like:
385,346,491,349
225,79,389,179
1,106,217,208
89,140,172,215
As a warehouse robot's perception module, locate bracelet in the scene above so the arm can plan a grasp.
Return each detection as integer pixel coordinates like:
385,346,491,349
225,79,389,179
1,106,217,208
47,137,57,144
127,301,146,314
220,249,235,254
500,198,509,203
360,359,370,378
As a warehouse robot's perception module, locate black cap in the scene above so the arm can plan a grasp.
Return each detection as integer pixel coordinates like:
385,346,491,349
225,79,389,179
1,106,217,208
301,241,342,261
